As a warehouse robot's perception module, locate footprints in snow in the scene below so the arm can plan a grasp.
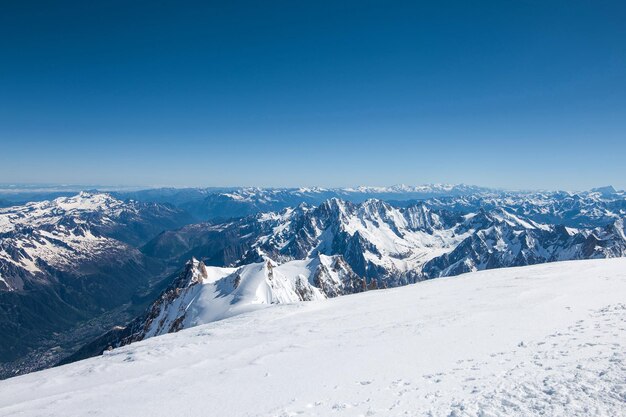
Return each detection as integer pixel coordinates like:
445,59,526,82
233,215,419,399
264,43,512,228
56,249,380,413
271,303,626,416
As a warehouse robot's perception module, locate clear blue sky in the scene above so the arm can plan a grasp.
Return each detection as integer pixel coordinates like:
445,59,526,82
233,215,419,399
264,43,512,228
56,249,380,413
1,1,625,190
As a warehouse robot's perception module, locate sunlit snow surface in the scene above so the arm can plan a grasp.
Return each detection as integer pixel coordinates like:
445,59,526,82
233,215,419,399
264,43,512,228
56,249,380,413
0,193,134,280
1,258,625,417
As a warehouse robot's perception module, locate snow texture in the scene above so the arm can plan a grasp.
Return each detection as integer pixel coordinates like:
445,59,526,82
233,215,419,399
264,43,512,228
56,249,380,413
1,258,625,417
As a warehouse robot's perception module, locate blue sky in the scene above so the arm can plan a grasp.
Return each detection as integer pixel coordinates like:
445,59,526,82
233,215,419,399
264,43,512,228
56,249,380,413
1,1,625,190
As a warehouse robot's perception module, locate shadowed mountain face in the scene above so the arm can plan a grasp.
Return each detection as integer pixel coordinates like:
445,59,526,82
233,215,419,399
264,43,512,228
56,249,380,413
0,193,194,378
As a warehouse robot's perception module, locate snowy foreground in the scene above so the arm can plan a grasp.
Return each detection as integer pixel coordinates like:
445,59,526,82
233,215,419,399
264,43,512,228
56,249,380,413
2,259,626,417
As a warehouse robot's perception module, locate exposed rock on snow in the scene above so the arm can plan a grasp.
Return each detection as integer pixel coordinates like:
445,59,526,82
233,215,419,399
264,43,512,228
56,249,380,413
83,254,364,350
146,197,626,286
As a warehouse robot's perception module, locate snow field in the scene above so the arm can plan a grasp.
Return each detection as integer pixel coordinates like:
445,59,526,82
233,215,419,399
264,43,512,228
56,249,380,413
0,258,625,417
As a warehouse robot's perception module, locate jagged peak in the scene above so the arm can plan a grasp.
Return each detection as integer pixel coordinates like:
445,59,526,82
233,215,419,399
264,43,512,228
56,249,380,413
317,197,354,217
294,201,313,211
182,257,209,285
359,198,392,211
261,256,278,268
487,208,532,227
604,217,626,240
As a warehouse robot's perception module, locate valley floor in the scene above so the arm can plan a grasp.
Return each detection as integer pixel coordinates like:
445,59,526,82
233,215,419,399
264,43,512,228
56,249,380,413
1,258,625,417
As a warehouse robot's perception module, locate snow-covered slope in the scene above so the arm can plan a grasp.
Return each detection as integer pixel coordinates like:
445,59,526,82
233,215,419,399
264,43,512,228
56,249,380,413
1,258,625,417
0,192,190,291
69,255,364,354
138,258,331,339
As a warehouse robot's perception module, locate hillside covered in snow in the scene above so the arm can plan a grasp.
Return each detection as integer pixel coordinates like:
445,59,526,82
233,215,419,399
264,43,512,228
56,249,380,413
1,258,625,417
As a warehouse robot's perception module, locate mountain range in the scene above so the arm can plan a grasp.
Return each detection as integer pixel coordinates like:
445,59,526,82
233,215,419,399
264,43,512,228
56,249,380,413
61,187,626,365
0,193,192,376
0,185,625,378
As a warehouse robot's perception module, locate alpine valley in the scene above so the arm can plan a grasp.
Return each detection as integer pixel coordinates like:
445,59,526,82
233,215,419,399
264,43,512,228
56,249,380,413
1,185,625,378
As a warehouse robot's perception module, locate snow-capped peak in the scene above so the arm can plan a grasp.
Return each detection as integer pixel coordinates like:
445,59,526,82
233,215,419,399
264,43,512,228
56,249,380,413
107,254,364,346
